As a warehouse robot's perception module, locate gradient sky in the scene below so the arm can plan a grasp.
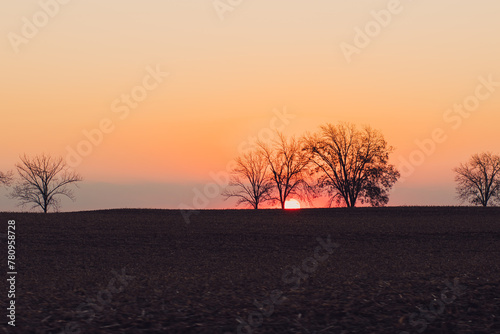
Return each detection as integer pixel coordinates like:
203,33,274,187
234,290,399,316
1,0,499,211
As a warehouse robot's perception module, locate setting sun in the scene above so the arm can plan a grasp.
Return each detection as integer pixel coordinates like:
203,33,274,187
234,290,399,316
284,199,301,209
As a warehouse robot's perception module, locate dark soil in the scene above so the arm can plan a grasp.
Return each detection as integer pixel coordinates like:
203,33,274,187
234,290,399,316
1,207,499,333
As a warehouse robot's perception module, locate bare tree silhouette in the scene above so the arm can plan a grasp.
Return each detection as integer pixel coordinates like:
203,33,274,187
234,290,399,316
10,154,83,213
223,150,273,209
0,170,13,187
258,132,312,209
454,152,500,207
304,123,399,207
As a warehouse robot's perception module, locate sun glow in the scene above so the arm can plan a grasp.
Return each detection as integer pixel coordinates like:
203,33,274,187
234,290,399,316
284,199,301,209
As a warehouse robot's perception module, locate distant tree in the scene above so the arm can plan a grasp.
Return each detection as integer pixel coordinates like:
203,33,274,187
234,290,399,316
223,150,274,209
258,132,312,209
0,170,13,187
304,123,399,207
10,154,83,213
453,152,500,207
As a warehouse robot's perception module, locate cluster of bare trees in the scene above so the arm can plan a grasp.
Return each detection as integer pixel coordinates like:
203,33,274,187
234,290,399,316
224,132,314,209
224,123,500,209
0,154,82,213
1,132,498,213
223,123,401,208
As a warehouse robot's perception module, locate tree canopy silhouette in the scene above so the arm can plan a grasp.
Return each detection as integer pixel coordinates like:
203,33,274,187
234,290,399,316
258,132,312,209
304,123,399,207
453,152,500,207
10,154,83,213
223,150,273,209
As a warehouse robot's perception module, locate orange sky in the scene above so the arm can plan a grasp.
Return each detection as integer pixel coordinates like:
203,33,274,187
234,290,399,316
1,1,499,211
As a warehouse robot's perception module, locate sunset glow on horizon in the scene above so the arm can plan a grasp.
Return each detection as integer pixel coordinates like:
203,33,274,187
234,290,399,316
1,1,500,211
285,199,301,210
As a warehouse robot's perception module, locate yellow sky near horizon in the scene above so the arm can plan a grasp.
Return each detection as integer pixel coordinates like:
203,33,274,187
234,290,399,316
1,0,499,209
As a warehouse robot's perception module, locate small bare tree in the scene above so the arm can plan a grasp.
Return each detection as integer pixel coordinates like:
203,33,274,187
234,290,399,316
258,132,312,209
454,152,500,207
0,170,13,187
304,123,399,207
10,154,83,213
223,150,273,209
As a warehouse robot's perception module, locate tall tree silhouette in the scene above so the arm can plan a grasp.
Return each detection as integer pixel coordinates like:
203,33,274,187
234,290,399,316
304,123,399,207
454,152,500,206
258,132,311,209
10,154,83,213
223,150,273,209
